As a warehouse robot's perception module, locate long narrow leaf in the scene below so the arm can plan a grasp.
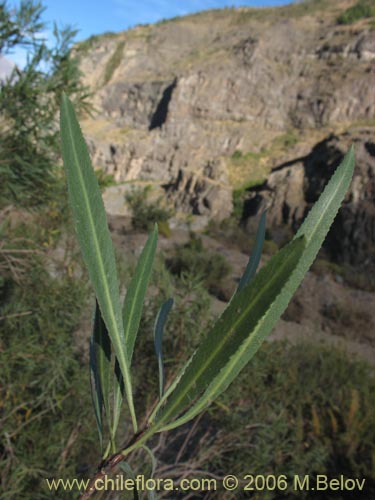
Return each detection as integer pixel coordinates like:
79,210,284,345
112,225,158,437
237,209,267,292
112,358,125,447
150,147,355,431
89,335,103,450
60,93,137,431
154,298,174,399
92,301,112,432
123,224,158,362
150,236,305,429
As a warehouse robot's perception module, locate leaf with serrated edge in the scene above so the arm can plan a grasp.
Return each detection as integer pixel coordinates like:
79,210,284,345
60,93,137,431
150,237,305,429
150,147,355,431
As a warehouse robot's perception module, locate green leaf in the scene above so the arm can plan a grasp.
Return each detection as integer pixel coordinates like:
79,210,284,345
112,358,125,449
91,302,112,444
293,146,355,267
150,236,305,430
237,209,267,292
112,225,158,437
60,93,137,431
89,334,103,451
123,224,158,362
150,146,355,431
154,298,174,399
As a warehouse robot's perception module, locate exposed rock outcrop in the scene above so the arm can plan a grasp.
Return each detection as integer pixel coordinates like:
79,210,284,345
244,129,375,270
76,0,375,265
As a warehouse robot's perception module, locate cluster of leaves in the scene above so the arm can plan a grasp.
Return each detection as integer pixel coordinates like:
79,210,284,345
0,0,91,207
60,92,356,500
337,0,375,24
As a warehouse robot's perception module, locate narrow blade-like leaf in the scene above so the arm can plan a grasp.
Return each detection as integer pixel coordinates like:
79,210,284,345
92,301,112,426
112,225,158,437
123,224,158,362
60,93,137,431
89,335,103,450
112,358,125,446
150,237,305,429
237,209,267,292
150,147,355,431
154,298,174,399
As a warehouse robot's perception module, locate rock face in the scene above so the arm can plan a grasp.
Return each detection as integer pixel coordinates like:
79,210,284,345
76,0,375,266
244,129,375,271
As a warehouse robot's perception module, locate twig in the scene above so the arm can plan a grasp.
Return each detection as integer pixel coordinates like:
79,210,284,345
175,413,204,463
78,426,150,500
59,424,82,472
0,310,33,321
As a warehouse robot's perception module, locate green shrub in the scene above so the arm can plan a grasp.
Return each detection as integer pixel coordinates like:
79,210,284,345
167,234,232,297
94,168,116,189
0,1,91,208
337,0,375,24
0,246,96,499
203,341,375,499
125,186,174,232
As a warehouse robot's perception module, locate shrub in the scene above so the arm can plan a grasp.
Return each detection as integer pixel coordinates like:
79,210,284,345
0,1,91,207
125,186,173,232
205,341,375,499
94,168,116,190
337,0,375,24
167,234,232,297
0,243,96,499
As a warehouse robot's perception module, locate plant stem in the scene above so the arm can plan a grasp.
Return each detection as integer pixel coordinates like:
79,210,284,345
78,425,155,499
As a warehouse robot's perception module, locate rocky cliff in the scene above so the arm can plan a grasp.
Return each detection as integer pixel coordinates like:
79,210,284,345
76,0,375,271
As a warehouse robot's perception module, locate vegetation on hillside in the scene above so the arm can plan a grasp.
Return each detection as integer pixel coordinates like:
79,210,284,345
337,0,375,24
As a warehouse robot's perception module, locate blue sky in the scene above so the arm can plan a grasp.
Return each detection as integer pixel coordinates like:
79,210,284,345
41,0,295,40
8,0,295,66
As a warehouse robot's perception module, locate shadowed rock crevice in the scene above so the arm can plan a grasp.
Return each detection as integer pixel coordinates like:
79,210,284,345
149,79,177,130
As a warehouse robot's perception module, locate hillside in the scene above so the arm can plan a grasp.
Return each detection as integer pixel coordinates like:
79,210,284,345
75,0,374,275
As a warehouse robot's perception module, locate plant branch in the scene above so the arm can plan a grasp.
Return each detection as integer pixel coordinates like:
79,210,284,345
78,425,154,500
